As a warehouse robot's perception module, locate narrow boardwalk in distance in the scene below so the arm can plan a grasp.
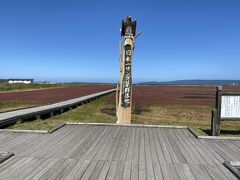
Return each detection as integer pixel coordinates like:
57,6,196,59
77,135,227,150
0,89,115,127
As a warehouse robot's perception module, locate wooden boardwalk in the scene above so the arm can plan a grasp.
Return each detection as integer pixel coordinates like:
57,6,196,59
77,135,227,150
0,89,115,127
0,124,239,179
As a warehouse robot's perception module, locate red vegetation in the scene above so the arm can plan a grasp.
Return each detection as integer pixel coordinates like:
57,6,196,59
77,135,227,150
109,85,240,107
0,85,113,105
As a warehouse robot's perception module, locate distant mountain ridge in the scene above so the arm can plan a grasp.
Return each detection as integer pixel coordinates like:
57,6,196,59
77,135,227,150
137,80,240,86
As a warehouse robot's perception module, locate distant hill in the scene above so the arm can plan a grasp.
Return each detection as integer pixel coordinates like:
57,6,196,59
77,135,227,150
137,80,240,86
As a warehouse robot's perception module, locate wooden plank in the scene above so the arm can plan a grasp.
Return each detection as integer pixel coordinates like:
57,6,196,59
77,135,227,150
114,160,125,180
152,161,163,180
217,140,240,160
188,164,212,180
149,128,164,179
1,125,240,180
7,157,41,179
197,139,225,164
22,158,53,180
34,126,80,158
80,160,99,180
71,159,91,179
55,159,78,180
0,157,29,177
99,127,121,161
175,163,195,180
170,129,195,165
178,129,217,166
156,128,173,163
1,158,35,178
144,128,155,179
74,126,107,160
98,160,111,180
164,128,186,164
131,162,139,180
167,163,181,180
118,127,131,162
88,160,105,180
0,156,20,172
161,128,180,163
65,126,114,179
181,164,196,180
106,160,118,180
18,126,73,156
30,158,59,180
60,126,98,158
139,162,147,180
139,126,146,163
81,127,116,179
36,158,66,180
177,129,208,165
202,165,226,180
218,163,238,180
159,162,172,180
113,127,128,161
48,127,88,157
24,158,57,180
152,128,165,163
122,127,136,179
46,159,74,180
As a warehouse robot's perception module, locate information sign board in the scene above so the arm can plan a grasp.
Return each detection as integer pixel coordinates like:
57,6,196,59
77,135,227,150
221,96,240,118
121,45,132,107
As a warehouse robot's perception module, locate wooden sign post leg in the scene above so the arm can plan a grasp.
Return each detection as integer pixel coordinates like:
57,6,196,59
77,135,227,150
211,86,222,136
211,109,219,136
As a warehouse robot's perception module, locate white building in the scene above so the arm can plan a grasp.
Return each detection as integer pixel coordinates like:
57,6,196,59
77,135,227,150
0,79,34,85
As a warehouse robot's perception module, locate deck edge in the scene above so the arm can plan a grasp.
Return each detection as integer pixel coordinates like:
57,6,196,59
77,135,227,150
66,122,188,129
187,127,240,141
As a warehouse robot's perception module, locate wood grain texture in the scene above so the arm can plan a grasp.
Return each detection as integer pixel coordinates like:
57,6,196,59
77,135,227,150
0,124,239,179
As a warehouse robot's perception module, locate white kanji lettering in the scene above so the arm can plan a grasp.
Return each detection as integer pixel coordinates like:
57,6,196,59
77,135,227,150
126,50,131,56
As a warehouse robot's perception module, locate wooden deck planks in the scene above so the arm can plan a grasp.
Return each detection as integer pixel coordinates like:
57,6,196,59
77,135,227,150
0,124,239,180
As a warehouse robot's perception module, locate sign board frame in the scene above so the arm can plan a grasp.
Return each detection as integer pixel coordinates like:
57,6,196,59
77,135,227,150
211,86,240,136
221,93,240,120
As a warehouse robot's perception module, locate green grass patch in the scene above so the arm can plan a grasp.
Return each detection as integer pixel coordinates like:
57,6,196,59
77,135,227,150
7,119,59,131
130,104,240,136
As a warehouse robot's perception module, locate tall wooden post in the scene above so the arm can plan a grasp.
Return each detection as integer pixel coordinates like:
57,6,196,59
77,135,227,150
212,86,222,136
117,16,137,124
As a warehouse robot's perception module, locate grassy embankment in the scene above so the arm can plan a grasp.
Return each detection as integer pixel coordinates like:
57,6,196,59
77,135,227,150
9,93,240,136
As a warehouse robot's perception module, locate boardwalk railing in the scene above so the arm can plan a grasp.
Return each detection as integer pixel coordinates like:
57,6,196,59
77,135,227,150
0,89,115,128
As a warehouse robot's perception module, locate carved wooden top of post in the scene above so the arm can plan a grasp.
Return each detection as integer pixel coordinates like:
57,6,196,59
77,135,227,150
121,16,136,38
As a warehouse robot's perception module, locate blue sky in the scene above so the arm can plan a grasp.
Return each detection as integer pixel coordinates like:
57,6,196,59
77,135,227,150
0,0,239,83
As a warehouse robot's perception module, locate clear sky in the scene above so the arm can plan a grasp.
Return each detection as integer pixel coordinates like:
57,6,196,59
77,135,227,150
0,0,239,83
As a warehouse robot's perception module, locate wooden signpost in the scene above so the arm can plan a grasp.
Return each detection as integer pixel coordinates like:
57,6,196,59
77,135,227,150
211,86,240,136
116,16,139,124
